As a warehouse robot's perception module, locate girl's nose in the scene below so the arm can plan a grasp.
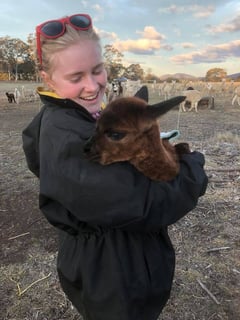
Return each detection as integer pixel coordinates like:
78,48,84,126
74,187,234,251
84,75,98,91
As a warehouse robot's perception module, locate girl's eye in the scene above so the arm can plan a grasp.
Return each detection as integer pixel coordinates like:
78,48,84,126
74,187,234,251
93,67,104,75
105,131,126,141
93,63,106,74
70,77,82,83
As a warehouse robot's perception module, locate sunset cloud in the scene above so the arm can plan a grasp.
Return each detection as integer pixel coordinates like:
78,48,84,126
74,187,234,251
136,26,165,40
181,42,196,49
96,28,118,41
113,38,162,55
192,5,214,18
207,13,240,34
170,40,240,64
111,26,169,55
158,4,215,18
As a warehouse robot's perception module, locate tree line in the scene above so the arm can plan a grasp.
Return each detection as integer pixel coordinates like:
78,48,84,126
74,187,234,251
0,36,238,82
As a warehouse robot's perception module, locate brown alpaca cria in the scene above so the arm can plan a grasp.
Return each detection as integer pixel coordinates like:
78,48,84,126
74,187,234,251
85,87,189,181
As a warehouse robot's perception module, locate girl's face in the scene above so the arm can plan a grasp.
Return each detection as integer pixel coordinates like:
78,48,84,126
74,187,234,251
41,39,107,115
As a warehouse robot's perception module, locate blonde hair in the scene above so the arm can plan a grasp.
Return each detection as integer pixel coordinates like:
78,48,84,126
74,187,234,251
35,24,101,74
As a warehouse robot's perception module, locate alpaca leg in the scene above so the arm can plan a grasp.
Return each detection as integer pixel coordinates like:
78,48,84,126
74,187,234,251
237,96,240,106
180,102,186,112
194,102,198,112
188,102,193,111
232,95,237,105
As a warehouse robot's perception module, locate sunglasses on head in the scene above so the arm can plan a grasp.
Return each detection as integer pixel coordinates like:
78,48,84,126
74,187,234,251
36,13,92,65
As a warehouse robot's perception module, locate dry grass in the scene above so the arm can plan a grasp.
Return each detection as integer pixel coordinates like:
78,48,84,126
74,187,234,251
0,83,239,320
210,131,240,145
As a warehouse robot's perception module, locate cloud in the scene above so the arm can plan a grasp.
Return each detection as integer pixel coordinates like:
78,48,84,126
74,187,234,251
170,40,240,64
208,13,240,34
79,0,88,8
168,4,184,14
92,4,103,12
158,4,215,18
192,5,214,18
110,26,171,55
161,44,173,51
181,42,196,49
113,38,162,55
95,28,118,41
136,26,165,40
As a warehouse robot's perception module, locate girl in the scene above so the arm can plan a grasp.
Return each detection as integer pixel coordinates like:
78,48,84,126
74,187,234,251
22,13,208,320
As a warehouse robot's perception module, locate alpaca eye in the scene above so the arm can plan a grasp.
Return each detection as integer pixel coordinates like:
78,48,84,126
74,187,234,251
105,131,126,141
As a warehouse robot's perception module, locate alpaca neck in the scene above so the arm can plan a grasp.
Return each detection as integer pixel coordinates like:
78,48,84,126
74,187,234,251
130,129,179,181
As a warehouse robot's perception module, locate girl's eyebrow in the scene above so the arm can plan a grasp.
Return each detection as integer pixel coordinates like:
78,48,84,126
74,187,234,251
65,63,105,78
92,62,105,72
65,71,83,78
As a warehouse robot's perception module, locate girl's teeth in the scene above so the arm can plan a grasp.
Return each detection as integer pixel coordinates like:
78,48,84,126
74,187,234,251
81,94,97,101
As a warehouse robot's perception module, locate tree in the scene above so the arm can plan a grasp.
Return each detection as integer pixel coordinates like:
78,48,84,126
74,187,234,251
26,33,39,81
0,36,36,80
26,33,35,62
123,64,144,81
144,68,161,83
205,68,227,82
103,45,125,81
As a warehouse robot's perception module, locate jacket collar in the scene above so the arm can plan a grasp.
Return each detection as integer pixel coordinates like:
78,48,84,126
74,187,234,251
37,87,96,121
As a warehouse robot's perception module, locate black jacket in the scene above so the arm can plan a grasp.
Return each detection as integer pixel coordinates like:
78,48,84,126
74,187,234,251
22,90,208,320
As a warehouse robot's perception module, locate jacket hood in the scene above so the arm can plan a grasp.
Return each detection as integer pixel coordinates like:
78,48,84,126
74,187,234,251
22,88,62,177
22,104,46,177
22,88,95,177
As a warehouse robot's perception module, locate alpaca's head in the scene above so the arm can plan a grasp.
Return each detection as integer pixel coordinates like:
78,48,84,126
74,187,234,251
85,86,186,168
86,96,157,164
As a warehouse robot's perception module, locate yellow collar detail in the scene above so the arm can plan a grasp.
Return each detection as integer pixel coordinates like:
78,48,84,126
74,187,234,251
37,87,62,99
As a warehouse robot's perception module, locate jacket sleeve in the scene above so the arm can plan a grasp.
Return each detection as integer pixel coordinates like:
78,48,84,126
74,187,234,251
38,110,208,232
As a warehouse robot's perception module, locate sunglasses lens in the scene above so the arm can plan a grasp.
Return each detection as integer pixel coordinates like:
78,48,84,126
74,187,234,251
70,15,91,28
41,21,64,37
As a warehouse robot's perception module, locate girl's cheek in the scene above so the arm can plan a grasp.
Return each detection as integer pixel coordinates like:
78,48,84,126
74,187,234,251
99,72,108,86
57,84,80,99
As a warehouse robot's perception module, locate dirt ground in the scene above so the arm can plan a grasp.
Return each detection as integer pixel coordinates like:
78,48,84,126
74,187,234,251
0,91,239,320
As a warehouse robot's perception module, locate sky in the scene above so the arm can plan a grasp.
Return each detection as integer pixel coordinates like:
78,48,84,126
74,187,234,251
0,0,239,77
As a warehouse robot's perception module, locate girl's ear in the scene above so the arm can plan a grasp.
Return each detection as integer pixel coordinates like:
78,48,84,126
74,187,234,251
39,71,55,91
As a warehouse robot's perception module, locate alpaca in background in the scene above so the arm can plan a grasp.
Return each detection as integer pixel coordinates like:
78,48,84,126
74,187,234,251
232,86,240,106
5,92,16,103
180,87,201,112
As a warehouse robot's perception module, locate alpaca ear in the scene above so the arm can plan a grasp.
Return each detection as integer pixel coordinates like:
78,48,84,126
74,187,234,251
134,85,149,102
146,96,186,118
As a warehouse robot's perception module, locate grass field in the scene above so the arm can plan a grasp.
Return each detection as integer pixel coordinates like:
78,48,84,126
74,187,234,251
0,81,240,320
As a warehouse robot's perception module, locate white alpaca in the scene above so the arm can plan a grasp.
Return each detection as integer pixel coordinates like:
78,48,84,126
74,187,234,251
232,86,240,106
14,88,21,104
180,89,201,112
161,80,176,100
21,86,38,102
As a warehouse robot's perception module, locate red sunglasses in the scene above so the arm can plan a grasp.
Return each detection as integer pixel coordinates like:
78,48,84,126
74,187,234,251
36,14,92,65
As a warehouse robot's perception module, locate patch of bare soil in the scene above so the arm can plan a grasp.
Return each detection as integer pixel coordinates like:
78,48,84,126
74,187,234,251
0,95,239,320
